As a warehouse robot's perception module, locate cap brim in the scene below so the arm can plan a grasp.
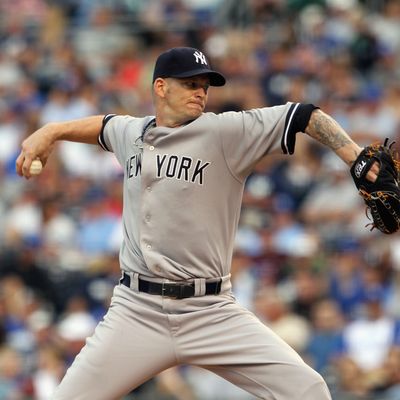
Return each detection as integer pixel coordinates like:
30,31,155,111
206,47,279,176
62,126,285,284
170,68,226,86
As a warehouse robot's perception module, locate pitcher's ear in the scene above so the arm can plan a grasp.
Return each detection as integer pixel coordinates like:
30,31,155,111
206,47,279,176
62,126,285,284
153,78,167,98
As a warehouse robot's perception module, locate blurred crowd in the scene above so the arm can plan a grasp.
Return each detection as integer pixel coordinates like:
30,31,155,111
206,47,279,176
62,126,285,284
0,0,400,399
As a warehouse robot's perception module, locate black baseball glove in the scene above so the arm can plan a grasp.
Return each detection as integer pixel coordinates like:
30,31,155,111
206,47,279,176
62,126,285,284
350,138,400,234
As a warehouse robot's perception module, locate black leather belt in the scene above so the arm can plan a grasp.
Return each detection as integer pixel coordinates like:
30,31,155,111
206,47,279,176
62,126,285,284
120,272,222,299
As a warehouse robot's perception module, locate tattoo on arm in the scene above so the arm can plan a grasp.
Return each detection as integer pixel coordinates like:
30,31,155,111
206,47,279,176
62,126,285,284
306,109,352,149
306,109,360,165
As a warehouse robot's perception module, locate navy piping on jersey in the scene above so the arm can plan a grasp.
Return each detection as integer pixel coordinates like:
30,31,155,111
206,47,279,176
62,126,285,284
281,103,319,155
99,105,318,155
98,114,117,151
98,115,157,152
141,118,156,141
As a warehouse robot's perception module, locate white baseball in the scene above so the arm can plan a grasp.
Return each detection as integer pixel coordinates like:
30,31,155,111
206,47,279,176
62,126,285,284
29,159,43,175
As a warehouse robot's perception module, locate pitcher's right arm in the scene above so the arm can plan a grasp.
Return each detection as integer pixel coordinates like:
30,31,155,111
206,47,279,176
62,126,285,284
16,115,105,179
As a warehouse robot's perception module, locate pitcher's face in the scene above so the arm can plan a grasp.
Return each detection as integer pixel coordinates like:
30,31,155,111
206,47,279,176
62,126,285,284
155,75,210,126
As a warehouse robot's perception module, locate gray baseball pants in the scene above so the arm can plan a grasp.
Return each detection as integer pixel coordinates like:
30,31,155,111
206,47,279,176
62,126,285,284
52,278,331,400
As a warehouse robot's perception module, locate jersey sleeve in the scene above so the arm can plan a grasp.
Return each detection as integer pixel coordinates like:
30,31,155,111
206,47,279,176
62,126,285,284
218,102,317,180
97,114,132,165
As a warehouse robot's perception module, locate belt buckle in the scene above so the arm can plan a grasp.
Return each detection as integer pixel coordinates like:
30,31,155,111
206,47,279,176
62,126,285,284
161,282,194,299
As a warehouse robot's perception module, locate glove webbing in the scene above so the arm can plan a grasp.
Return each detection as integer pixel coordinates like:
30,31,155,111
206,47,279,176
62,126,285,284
362,190,400,233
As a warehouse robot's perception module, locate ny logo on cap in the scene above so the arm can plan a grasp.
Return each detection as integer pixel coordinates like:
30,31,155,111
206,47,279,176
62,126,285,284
193,51,207,65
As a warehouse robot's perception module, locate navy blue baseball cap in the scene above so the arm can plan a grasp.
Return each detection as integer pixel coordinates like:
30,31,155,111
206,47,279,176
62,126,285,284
152,47,226,87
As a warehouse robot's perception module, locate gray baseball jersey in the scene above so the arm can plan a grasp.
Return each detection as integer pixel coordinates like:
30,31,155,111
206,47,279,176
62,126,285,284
98,102,305,281
53,102,332,400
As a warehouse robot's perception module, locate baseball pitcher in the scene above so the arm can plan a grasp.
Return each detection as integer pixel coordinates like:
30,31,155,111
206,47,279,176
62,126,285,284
16,47,397,400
